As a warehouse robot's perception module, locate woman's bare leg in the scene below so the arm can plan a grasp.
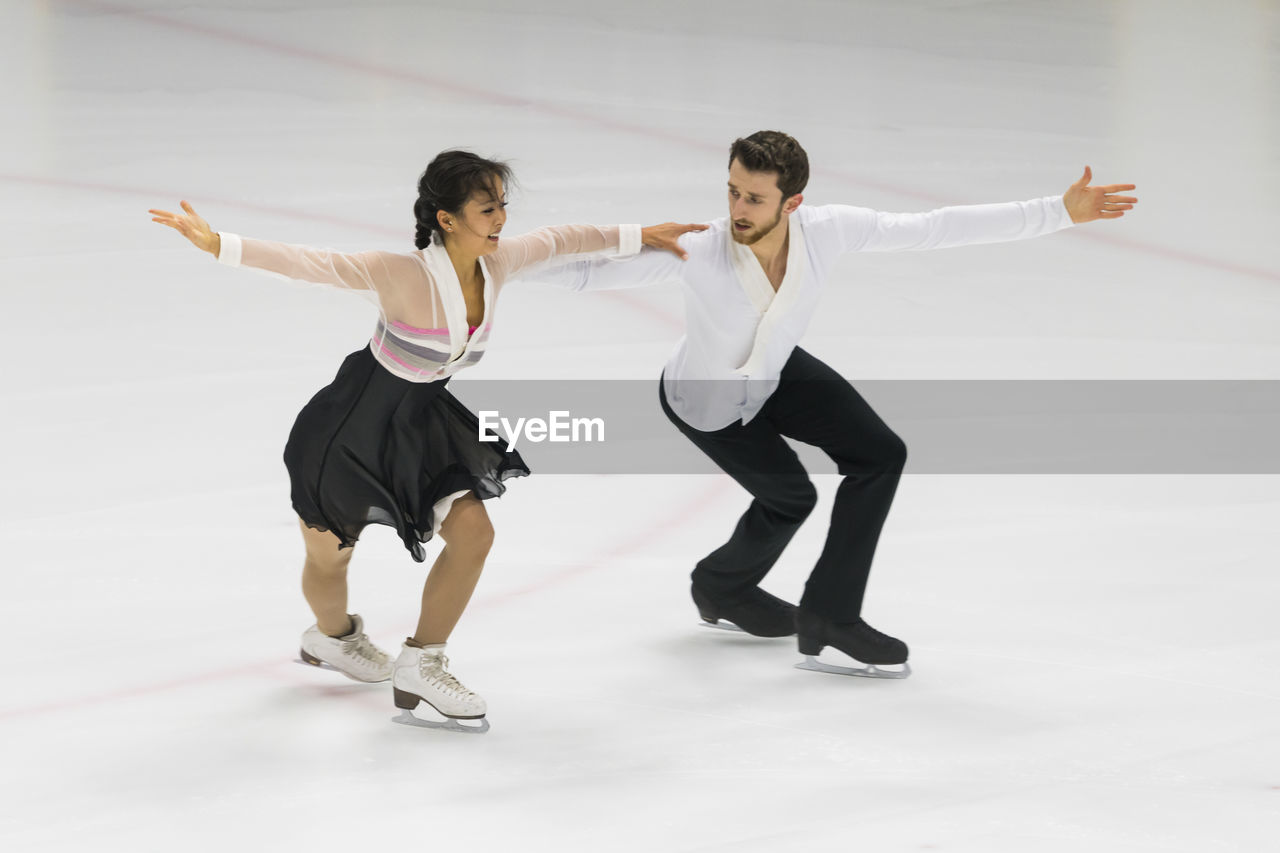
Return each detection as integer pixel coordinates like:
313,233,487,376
413,494,494,645
299,519,356,637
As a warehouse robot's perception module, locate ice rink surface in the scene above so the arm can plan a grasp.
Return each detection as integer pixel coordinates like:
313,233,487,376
2,1,1278,850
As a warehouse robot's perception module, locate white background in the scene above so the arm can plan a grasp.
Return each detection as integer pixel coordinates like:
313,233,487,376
2,1,1277,850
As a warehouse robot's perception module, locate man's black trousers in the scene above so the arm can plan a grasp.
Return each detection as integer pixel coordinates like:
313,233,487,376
659,347,906,622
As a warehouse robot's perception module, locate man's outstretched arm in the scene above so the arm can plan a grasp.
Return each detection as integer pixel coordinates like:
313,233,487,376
825,167,1137,254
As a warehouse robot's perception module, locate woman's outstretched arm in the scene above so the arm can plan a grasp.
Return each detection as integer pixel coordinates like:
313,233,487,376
487,221,706,284
150,200,409,293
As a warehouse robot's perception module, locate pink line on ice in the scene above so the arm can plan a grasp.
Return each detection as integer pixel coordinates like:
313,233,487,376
0,480,735,721
6,172,405,238
56,0,1280,286
0,661,285,721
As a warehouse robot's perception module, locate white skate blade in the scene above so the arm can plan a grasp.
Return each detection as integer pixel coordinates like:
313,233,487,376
392,708,490,734
295,657,389,684
796,655,911,680
296,656,341,673
698,619,746,633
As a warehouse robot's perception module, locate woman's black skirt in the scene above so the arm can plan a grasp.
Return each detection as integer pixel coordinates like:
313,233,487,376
284,345,529,562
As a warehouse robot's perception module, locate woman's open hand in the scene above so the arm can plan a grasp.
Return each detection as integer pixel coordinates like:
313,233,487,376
149,200,221,256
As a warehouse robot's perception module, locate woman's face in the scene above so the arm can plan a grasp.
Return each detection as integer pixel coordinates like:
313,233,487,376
440,179,508,257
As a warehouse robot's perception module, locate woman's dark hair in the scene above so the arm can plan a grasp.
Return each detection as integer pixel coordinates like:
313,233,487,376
414,150,514,249
728,130,809,199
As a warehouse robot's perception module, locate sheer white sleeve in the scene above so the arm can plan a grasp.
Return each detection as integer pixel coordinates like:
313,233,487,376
216,232,417,295
515,248,686,292
485,224,641,284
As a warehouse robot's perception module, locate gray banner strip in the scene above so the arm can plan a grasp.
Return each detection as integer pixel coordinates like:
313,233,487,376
447,380,1280,474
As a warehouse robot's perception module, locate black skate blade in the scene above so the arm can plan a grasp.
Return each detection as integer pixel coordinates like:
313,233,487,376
795,655,911,680
392,708,490,734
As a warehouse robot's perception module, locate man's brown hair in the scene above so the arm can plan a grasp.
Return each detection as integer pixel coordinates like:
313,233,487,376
728,131,810,199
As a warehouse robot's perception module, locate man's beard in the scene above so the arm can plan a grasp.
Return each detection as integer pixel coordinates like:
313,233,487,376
731,203,784,245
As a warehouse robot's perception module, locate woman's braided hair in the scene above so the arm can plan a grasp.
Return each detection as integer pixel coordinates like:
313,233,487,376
414,150,514,249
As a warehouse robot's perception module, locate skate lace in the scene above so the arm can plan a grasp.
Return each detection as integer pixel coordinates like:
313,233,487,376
341,633,388,667
419,654,476,699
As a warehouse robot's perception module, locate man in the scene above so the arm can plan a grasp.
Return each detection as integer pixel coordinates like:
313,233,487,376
524,131,1136,677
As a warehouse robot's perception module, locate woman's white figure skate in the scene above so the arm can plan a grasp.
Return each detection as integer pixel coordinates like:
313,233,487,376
299,614,393,682
391,643,490,734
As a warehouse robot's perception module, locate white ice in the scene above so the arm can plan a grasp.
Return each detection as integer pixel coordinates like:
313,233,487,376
2,1,1278,851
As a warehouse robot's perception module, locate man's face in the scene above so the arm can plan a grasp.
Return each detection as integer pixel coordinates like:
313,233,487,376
727,159,790,245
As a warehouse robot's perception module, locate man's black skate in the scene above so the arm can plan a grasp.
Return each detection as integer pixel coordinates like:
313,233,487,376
794,607,911,678
692,583,796,637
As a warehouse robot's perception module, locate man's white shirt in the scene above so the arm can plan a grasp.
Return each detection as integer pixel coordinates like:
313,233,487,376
521,197,1074,432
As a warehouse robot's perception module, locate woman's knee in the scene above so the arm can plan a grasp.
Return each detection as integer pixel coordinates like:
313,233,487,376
299,519,354,571
440,497,495,555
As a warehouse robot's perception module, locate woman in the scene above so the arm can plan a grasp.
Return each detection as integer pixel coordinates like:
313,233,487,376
151,150,703,730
